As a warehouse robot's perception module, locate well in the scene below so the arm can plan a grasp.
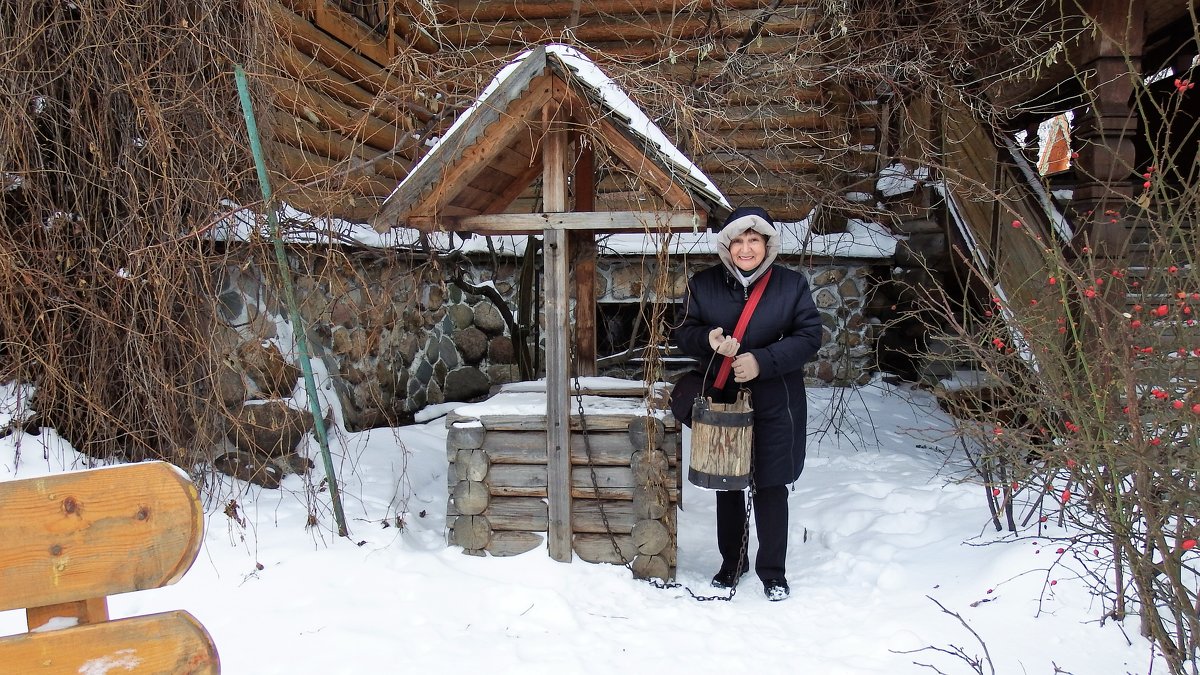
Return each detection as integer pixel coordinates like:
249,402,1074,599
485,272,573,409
446,380,680,579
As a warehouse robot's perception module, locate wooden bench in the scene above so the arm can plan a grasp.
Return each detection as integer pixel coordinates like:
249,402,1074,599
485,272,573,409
0,461,219,673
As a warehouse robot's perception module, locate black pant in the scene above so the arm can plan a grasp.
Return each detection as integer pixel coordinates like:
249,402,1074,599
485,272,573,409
716,484,789,581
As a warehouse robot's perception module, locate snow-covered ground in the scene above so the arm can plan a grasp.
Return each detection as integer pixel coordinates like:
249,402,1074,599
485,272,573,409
0,379,1159,674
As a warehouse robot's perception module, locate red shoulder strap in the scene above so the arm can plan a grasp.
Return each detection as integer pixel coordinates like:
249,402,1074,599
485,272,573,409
713,268,773,390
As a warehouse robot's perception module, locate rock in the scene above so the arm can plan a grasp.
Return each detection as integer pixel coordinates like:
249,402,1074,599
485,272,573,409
814,288,839,309
444,367,490,402
217,291,243,322
237,340,299,397
448,304,474,329
229,401,314,457
454,326,488,364
212,450,284,489
472,301,506,334
488,335,515,364
215,360,247,406
812,268,845,287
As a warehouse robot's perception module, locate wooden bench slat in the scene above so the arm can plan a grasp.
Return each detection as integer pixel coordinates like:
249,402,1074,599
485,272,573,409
0,462,204,613
0,610,218,674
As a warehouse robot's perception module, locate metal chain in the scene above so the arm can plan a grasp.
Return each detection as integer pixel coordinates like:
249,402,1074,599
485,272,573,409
569,346,753,602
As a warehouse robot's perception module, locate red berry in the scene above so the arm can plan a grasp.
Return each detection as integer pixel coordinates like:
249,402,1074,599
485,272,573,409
1183,539,1197,551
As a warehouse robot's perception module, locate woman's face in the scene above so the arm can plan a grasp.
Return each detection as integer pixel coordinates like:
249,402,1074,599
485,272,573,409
729,229,766,271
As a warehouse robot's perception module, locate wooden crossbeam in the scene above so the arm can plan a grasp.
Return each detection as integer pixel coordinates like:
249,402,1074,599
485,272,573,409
0,611,218,674
405,210,706,234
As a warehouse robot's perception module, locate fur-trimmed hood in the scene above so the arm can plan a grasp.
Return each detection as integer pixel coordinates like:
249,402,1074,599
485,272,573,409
715,206,780,287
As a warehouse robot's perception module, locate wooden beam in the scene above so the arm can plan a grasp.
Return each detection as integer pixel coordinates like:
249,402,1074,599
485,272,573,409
592,120,697,210
276,43,433,128
0,611,218,675
434,0,807,23
268,65,415,156
572,141,597,376
267,0,424,100
438,7,817,47
406,210,706,234
279,0,401,69
264,109,410,183
271,141,397,197
543,92,572,564
372,47,556,229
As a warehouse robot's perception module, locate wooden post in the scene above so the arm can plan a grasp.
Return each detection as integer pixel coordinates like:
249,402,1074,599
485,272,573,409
544,95,573,562
571,140,598,376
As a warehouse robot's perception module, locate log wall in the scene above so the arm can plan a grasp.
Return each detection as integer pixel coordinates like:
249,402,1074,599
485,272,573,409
445,397,679,580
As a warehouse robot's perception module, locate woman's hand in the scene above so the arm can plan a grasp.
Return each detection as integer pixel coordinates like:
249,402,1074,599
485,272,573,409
731,353,760,382
708,327,740,356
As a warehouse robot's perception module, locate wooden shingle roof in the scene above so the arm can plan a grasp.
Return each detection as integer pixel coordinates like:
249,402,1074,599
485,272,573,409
371,45,730,235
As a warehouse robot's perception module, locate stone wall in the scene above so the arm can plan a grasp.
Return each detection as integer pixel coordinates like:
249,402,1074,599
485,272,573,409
594,257,884,386
212,246,889,433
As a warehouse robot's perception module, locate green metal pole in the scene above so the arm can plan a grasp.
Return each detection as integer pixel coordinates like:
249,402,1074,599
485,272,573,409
234,65,349,537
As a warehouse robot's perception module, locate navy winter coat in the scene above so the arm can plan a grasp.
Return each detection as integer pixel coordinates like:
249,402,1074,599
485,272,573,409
675,263,822,487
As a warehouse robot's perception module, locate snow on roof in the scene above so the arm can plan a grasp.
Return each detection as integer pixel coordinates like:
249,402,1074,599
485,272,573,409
213,203,897,260
390,43,729,212
877,162,929,198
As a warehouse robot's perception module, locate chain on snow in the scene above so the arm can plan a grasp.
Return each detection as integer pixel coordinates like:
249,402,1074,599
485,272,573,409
570,348,752,602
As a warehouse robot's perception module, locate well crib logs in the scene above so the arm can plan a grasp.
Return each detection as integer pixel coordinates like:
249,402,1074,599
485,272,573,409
446,411,678,580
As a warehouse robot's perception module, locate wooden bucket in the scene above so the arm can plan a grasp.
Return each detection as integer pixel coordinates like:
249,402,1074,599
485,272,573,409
687,390,753,490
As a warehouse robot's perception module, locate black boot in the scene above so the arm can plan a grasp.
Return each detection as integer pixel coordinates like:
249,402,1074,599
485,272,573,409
763,578,790,601
711,565,749,589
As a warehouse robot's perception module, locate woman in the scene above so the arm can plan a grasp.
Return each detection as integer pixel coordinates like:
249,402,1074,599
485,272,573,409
674,206,822,601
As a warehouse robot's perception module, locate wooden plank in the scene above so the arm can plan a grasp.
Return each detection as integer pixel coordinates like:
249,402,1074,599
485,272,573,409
279,0,400,68
482,465,669,495
373,48,554,228
0,462,203,614
271,142,396,198
276,43,432,127
263,109,409,182
438,7,817,47
405,210,706,234
0,611,218,675
390,77,553,221
445,411,666,432
544,94,572,562
572,499,636,534
573,141,598,376
486,531,543,557
482,431,645,465
268,72,412,155
589,113,697,211
573,533,635,564
486,464,546,494
485,497,549,532
267,0,424,98
435,0,808,23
